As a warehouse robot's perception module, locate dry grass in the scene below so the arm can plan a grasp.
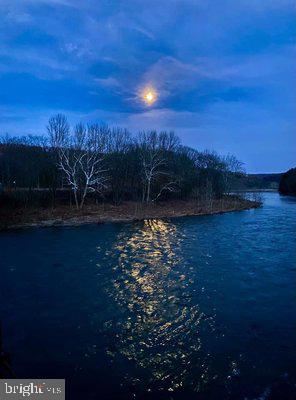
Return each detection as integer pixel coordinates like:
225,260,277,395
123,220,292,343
0,197,261,230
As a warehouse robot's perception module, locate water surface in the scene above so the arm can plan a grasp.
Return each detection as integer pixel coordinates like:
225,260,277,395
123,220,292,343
0,193,295,399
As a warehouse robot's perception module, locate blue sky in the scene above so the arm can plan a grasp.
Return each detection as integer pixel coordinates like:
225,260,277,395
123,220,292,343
0,0,295,173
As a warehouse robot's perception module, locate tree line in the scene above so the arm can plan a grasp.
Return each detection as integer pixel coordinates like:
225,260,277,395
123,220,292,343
279,168,296,195
0,114,245,209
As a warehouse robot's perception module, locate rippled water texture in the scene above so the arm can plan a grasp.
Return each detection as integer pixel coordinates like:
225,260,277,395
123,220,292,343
1,193,295,399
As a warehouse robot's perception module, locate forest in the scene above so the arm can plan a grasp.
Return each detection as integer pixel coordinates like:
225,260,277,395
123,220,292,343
279,168,296,195
0,114,245,211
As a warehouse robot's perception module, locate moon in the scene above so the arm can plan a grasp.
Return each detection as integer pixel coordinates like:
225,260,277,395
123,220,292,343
142,87,157,105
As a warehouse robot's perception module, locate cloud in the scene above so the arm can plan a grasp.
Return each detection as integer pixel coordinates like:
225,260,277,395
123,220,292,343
0,0,295,172
141,56,201,91
94,77,121,88
6,11,32,23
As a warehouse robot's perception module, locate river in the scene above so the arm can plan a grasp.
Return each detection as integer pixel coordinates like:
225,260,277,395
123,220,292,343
0,192,295,399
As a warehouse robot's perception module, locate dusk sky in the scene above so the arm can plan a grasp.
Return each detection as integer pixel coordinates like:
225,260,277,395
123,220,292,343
0,0,295,173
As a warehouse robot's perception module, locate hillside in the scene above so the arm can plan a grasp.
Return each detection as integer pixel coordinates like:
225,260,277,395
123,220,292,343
231,173,282,191
279,168,296,195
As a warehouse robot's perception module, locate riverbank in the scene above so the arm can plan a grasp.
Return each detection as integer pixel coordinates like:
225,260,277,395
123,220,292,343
0,196,261,230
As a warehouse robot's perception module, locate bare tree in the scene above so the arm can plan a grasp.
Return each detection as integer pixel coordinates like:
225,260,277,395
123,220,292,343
47,115,107,209
78,124,108,209
223,154,245,194
106,127,131,153
152,181,179,201
105,127,133,204
48,117,81,209
47,114,69,149
138,131,179,203
158,131,180,151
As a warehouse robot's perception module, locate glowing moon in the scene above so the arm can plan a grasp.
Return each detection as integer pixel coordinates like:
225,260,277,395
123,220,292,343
142,87,157,105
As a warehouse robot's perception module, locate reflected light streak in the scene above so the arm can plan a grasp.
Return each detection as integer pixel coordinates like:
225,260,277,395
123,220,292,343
101,219,216,395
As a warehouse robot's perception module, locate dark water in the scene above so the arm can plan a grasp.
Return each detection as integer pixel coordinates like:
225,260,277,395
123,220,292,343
0,193,295,399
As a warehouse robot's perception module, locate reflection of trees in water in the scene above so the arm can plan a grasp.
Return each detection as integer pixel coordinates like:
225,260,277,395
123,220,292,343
103,219,214,395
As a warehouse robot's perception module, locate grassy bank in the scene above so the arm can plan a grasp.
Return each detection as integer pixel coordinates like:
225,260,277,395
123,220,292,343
0,196,261,230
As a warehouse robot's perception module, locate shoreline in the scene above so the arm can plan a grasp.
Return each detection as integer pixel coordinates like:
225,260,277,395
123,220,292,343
1,198,261,231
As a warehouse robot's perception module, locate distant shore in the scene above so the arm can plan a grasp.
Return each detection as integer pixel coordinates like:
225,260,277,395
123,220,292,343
0,197,261,230
232,188,277,193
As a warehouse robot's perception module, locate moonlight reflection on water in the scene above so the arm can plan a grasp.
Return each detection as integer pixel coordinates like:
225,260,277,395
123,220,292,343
102,219,215,394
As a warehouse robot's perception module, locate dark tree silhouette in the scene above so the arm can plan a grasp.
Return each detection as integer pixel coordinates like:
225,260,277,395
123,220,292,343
279,168,296,195
0,114,248,209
